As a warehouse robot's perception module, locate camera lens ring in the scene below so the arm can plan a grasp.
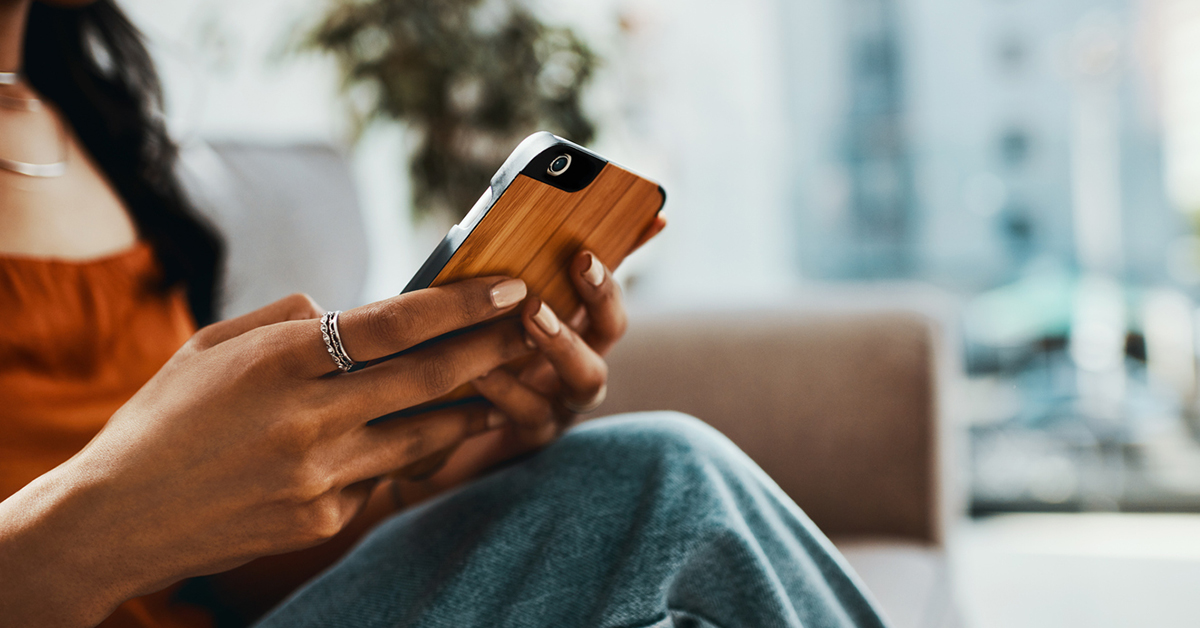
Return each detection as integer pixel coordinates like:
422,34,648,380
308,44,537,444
547,154,572,177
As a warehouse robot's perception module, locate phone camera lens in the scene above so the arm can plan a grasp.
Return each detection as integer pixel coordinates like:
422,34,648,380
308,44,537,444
547,154,572,177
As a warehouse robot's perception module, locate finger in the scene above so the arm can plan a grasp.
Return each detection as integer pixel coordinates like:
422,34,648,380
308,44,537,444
189,293,324,352
289,277,527,378
474,369,558,446
517,355,562,397
568,252,626,354
628,215,667,255
341,276,527,363
338,402,499,482
336,478,379,523
522,298,608,405
393,445,457,481
322,319,533,423
558,217,663,340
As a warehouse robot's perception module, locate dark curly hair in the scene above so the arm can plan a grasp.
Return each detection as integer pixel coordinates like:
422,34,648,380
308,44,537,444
23,0,223,326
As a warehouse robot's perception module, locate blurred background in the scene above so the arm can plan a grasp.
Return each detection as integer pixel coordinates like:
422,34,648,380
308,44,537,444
118,0,1200,625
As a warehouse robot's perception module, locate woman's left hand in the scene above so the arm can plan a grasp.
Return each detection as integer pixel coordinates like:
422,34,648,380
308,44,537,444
474,249,623,445
392,216,666,497
475,214,667,446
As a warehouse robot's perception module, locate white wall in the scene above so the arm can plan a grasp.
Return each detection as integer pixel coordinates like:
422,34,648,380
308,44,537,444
547,0,799,304
120,0,799,307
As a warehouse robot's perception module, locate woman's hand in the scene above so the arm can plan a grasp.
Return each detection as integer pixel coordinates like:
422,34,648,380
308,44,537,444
0,277,533,628
479,215,668,443
394,216,668,498
205,218,670,622
474,249,628,444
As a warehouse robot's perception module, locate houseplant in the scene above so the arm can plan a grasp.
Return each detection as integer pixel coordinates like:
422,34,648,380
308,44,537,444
309,0,598,220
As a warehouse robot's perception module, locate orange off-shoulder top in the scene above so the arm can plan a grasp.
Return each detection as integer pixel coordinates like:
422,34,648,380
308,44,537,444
0,242,214,628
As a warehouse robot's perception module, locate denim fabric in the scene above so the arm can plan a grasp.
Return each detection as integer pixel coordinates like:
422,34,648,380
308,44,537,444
254,413,889,628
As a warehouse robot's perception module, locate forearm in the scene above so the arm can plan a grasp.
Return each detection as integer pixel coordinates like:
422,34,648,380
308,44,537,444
0,462,152,628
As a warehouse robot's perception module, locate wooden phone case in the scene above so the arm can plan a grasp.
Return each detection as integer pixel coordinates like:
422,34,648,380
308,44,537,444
404,132,665,313
396,132,666,415
424,164,663,316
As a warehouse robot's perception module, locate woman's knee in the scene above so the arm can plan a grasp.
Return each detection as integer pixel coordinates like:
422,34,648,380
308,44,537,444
554,411,745,477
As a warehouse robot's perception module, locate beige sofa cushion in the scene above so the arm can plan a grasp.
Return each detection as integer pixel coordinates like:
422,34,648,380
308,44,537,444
596,310,940,543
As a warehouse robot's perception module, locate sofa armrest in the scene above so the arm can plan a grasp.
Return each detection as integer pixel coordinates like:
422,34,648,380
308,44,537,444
595,310,941,544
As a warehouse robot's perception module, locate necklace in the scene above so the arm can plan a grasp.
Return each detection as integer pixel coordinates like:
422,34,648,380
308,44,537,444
0,93,41,112
0,154,66,177
0,109,66,177
0,69,45,111
0,69,67,177
0,134,67,177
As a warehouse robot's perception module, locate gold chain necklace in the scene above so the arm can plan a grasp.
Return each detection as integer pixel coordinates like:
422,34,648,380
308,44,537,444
0,70,67,178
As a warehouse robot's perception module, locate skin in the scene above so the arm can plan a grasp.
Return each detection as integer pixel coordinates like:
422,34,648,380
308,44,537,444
0,0,140,260
0,1,669,625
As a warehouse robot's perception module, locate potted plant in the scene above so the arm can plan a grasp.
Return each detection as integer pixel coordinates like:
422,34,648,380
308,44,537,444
309,0,598,220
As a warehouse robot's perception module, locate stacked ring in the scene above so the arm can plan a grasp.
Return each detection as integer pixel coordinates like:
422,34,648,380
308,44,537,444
320,311,356,372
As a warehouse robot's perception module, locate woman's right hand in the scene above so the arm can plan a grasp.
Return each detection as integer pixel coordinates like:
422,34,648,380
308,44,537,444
0,277,532,628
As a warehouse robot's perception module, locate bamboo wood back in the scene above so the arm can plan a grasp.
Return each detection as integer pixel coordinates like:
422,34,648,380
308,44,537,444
385,163,664,418
431,163,664,319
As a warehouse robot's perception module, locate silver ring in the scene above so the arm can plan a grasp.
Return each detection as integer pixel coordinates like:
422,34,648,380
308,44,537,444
320,311,355,372
562,384,607,414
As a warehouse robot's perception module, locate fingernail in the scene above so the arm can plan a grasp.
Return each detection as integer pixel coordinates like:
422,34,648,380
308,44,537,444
533,302,561,336
487,408,508,429
582,253,605,287
491,279,527,309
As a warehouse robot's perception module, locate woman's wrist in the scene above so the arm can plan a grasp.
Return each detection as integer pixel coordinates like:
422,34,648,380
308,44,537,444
0,460,154,627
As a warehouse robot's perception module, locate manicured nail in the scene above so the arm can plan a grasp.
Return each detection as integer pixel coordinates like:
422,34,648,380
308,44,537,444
582,253,605,287
487,408,508,429
533,302,561,336
491,279,527,309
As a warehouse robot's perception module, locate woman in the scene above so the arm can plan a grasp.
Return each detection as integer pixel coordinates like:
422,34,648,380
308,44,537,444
0,1,889,627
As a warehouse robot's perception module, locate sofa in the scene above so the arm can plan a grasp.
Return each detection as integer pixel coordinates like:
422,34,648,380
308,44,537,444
597,306,962,628
182,142,963,628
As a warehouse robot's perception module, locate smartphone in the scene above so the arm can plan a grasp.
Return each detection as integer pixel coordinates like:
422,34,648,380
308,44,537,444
403,132,666,319
382,132,665,420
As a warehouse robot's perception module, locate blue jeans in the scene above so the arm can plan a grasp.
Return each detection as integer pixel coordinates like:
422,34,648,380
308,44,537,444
254,413,888,628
